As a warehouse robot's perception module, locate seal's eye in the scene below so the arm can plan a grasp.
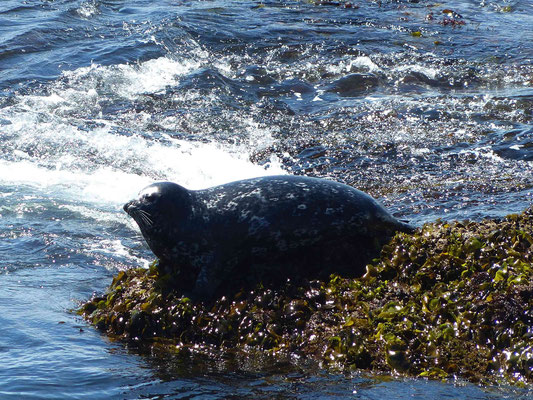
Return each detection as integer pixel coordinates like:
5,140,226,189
139,185,162,203
145,193,157,202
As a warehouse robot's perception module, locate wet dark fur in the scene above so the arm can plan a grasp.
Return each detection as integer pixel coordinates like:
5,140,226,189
124,175,413,300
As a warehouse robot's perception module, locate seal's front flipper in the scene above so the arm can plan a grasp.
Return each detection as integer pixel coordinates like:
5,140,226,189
191,264,223,303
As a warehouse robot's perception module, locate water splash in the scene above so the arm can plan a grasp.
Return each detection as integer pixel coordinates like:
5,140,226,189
0,56,285,208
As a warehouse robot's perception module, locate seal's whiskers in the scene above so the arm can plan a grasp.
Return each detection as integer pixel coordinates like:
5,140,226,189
136,209,153,228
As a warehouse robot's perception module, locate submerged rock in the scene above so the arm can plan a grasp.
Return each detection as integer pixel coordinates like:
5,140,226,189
326,73,380,97
80,207,533,385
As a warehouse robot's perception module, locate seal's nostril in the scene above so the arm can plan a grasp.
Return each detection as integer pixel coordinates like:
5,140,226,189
123,202,131,213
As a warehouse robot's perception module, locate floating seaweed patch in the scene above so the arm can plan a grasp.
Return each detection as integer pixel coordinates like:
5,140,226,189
440,17,465,27
426,9,466,27
80,207,533,385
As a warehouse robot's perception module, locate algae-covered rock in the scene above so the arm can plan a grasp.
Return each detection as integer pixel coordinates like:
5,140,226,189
80,208,533,385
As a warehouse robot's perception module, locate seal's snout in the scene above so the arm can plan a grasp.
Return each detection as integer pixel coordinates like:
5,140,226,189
123,201,134,214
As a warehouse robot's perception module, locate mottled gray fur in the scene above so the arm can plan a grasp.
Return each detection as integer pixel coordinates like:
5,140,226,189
124,175,413,299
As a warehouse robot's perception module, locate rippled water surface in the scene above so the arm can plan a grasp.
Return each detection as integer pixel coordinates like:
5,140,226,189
1,0,532,398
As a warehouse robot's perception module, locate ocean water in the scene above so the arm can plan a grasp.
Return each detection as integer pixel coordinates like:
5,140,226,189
0,0,531,398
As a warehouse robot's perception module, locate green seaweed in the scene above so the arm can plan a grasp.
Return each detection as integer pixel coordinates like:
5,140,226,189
79,208,533,385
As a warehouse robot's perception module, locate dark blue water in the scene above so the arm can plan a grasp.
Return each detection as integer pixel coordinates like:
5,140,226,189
1,0,532,398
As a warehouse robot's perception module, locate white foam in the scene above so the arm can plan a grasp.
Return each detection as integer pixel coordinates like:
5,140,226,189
0,134,284,207
1,118,285,207
0,159,148,205
393,64,439,80
117,57,200,98
243,117,278,151
324,56,383,76
76,0,100,19
0,56,286,209
87,239,152,269
347,56,382,73
458,146,505,163
60,56,201,100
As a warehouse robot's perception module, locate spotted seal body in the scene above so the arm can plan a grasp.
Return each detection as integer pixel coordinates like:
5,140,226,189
124,175,413,299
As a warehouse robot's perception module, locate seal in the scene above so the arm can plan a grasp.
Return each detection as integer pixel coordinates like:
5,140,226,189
124,175,414,299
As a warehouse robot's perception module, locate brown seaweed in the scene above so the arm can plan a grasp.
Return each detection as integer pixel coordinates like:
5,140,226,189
80,207,533,385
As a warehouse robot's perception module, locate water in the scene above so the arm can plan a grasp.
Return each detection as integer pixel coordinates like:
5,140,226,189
1,0,532,398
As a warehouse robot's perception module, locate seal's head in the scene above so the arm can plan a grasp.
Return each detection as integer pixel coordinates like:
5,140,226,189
123,181,192,260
